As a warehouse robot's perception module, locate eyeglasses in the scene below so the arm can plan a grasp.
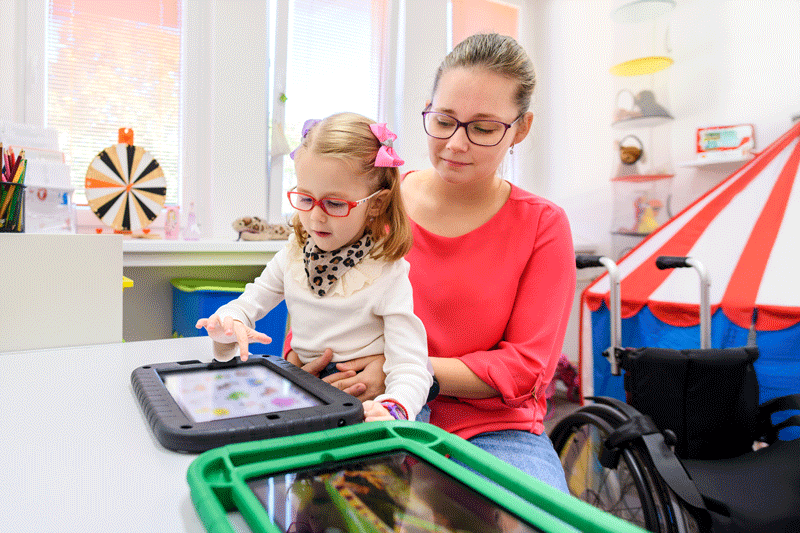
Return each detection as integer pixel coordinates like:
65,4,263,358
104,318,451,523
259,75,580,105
422,108,524,147
287,189,382,217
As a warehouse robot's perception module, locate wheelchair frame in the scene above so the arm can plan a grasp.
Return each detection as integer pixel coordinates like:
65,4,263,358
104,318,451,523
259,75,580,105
550,255,800,533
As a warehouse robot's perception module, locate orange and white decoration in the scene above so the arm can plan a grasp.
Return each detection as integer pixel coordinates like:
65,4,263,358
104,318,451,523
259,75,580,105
85,128,166,232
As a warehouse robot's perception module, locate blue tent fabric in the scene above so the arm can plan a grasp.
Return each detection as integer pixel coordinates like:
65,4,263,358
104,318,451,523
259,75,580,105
591,305,800,439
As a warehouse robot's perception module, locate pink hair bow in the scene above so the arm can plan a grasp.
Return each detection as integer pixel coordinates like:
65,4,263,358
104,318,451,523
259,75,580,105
289,119,321,160
370,123,405,167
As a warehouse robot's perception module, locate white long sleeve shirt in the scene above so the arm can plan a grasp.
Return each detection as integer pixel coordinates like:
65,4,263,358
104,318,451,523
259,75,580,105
213,237,432,419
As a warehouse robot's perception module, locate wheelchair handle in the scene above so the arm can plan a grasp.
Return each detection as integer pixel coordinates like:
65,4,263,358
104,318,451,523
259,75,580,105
576,255,605,269
656,256,691,269
576,254,623,375
655,256,711,349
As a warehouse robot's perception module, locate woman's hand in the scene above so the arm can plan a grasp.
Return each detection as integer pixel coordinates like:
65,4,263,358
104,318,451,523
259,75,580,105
285,350,385,400
325,354,386,401
196,315,271,362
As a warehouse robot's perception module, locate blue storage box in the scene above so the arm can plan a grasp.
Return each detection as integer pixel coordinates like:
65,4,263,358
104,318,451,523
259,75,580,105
171,278,288,357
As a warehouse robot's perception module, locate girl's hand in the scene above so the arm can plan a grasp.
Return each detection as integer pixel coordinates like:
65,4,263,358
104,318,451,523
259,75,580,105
325,355,386,401
362,400,394,422
196,315,271,362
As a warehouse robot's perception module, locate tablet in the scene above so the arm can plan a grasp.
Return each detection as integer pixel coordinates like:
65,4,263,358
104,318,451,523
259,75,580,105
187,422,646,533
131,355,363,453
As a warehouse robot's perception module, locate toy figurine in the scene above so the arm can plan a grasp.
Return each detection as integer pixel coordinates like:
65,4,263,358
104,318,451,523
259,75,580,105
164,206,180,239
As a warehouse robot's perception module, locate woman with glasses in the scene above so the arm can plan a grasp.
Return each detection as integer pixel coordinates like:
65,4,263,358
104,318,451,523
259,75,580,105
311,34,575,492
196,112,433,424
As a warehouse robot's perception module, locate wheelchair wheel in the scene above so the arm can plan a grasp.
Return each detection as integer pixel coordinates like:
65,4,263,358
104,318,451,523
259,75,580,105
551,410,660,529
551,407,701,533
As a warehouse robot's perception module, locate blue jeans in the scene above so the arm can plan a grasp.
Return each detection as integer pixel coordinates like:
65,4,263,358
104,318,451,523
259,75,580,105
464,430,569,494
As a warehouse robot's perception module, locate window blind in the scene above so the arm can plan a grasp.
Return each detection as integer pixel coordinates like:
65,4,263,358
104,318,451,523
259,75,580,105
279,0,388,213
46,0,182,205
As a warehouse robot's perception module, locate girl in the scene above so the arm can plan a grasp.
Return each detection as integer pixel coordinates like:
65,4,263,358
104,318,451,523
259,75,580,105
197,112,432,422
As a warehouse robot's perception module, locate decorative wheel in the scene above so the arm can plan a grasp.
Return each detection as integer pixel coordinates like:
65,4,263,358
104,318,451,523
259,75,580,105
85,130,166,232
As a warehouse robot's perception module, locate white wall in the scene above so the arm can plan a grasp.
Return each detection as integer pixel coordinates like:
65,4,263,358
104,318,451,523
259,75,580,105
529,0,800,255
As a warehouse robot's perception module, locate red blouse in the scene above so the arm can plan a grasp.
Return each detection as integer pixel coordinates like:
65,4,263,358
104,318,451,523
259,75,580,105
406,179,576,438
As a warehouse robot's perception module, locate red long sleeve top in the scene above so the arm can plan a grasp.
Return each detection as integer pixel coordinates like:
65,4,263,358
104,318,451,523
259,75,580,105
407,181,576,438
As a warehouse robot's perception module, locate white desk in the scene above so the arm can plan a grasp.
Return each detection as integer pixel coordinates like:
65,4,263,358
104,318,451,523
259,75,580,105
0,337,237,532
123,239,286,267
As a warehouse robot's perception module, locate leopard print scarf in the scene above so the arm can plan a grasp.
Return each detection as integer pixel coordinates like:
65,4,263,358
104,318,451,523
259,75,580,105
303,231,375,297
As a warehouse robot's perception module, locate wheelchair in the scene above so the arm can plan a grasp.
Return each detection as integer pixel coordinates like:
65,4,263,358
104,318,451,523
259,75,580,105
549,255,800,532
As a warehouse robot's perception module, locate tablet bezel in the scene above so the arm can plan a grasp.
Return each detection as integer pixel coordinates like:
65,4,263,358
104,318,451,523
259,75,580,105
131,355,364,453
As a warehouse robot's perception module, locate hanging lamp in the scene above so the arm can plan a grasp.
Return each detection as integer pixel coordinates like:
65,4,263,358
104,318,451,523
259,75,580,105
610,0,676,77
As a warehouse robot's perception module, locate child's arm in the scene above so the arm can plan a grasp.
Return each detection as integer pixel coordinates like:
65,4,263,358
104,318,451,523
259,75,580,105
374,260,433,420
198,246,288,361
196,315,271,362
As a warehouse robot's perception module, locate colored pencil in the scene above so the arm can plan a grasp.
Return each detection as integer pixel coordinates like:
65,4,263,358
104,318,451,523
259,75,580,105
0,154,26,230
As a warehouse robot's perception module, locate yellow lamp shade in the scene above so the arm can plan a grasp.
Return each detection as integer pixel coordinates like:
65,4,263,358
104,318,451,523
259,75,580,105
610,55,673,76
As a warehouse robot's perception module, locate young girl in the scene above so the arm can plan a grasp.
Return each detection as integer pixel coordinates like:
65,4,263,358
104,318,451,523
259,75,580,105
196,112,432,422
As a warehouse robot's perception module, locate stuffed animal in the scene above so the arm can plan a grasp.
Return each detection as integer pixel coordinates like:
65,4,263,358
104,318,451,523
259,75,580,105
232,216,291,241
545,354,581,403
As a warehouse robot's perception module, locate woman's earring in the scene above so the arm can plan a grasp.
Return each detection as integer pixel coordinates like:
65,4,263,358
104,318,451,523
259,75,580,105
510,144,515,155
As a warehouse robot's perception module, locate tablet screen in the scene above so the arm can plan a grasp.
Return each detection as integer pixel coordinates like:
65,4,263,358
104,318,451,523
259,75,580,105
246,452,544,533
162,365,323,423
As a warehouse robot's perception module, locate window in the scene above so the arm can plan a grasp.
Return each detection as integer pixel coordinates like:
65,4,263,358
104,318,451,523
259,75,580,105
270,0,390,219
450,0,518,46
46,0,182,206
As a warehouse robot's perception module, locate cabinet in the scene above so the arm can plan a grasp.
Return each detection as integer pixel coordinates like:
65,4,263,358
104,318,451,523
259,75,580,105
608,0,676,260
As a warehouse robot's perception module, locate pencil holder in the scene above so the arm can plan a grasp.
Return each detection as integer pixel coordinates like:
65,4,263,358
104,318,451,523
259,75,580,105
0,182,26,232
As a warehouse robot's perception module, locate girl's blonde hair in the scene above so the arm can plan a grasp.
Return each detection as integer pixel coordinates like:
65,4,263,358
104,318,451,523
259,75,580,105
290,112,412,261
432,33,535,115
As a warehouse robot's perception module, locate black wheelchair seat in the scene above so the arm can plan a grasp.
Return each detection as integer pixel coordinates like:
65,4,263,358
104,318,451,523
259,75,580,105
682,438,800,533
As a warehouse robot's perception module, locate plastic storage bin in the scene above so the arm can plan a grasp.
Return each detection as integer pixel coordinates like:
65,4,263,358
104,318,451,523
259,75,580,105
171,278,288,357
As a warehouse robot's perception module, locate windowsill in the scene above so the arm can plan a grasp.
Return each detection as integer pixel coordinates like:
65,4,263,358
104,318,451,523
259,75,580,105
123,238,286,267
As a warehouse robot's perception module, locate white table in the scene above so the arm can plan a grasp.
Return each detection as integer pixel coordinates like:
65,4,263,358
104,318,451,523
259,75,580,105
0,337,241,532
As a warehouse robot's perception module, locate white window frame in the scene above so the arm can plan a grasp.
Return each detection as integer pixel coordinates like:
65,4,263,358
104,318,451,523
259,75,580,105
22,0,198,232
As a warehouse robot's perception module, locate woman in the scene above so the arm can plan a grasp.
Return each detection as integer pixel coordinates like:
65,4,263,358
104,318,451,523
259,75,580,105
294,33,575,492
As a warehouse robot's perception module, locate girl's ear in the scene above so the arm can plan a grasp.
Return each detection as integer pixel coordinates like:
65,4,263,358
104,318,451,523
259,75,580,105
367,189,392,217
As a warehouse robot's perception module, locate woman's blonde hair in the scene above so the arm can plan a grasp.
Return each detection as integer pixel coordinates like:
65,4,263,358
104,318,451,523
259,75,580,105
432,33,535,115
290,112,412,261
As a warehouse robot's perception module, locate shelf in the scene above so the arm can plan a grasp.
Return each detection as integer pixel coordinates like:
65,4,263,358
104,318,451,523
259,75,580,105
678,155,753,168
612,115,673,129
611,173,674,182
612,230,653,237
122,238,286,267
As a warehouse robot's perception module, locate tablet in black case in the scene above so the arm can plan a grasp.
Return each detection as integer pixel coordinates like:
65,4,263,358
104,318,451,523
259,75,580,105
131,355,363,453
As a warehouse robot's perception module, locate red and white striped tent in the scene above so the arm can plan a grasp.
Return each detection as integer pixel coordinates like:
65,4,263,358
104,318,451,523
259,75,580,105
582,120,800,403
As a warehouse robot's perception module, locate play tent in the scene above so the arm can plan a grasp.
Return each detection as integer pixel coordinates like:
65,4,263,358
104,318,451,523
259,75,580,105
581,120,800,404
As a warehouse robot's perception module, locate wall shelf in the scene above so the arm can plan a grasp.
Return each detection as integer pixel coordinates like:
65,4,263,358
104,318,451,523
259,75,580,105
612,115,673,129
678,155,753,168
